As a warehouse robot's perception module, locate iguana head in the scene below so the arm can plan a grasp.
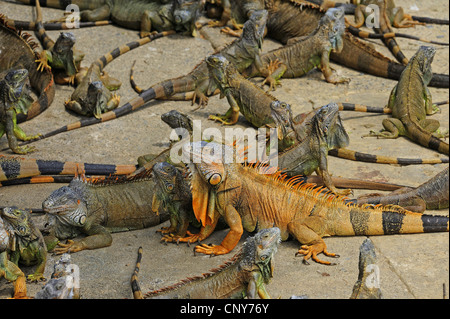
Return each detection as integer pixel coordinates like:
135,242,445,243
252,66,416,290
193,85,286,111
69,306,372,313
312,102,349,149
206,54,231,89
183,141,237,226
2,68,33,113
53,32,76,54
270,100,296,141
243,227,282,284
242,10,268,49
152,161,179,213
412,46,436,80
42,181,88,237
161,110,194,133
87,81,108,119
322,7,346,53
173,0,203,35
1,207,34,240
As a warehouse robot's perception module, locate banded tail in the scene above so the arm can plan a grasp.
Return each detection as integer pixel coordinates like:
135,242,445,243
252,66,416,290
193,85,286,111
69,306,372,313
329,148,449,164
0,155,136,182
35,0,55,49
409,124,450,155
131,246,144,299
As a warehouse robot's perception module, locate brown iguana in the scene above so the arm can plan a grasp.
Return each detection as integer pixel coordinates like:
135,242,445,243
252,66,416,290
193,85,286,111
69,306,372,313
41,170,170,254
244,7,349,89
0,69,42,154
208,0,449,88
0,207,47,298
0,14,55,124
12,9,268,148
34,0,85,85
179,141,449,265
364,46,449,155
16,0,203,38
348,166,449,213
131,227,281,299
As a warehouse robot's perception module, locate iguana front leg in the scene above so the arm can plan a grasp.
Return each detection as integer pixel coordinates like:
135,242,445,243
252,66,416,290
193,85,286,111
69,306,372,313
208,91,240,125
194,204,243,256
0,252,28,299
174,214,220,245
53,225,112,254
320,50,350,84
247,271,271,299
3,109,38,154
35,50,52,72
261,59,286,91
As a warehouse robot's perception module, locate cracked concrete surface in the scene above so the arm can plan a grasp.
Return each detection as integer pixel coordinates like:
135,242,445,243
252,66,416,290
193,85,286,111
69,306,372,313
0,0,448,299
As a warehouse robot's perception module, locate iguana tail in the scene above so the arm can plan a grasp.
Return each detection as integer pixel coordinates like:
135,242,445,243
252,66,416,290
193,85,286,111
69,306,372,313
329,148,449,164
130,246,144,299
6,19,111,31
129,60,144,93
411,15,449,25
346,25,449,46
338,204,449,236
409,124,450,155
35,0,55,49
0,155,136,182
0,175,74,187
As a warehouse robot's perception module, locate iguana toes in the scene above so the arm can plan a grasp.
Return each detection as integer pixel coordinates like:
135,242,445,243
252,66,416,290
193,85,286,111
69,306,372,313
152,161,200,242
0,15,55,123
206,54,292,128
350,238,382,299
65,30,174,118
42,171,170,254
245,7,349,89
0,207,47,282
131,227,281,299
0,69,41,154
34,0,84,85
365,46,449,155
181,141,449,264
349,166,449,213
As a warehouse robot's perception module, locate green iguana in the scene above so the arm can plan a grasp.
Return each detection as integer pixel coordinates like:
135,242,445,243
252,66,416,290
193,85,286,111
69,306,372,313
348,166,449,213
17,0,202,38
365,46,449,155
0,69,41,154
350,238,382,299
244,7,349,89
34,0,85,85
42,170,170,254
179,141,449,265
208,0,449,88
0,15,55,124
131,227,281,299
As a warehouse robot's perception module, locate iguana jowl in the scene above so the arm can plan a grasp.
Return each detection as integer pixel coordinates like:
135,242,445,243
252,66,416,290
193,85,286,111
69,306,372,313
131,227,281,299
180,141,449,265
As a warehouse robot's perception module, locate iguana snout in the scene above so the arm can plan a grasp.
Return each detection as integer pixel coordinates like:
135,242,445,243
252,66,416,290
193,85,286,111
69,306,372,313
53,32,76,54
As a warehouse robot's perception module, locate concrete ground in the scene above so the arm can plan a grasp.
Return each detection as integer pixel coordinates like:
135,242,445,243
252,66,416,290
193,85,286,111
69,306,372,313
0,0,448,299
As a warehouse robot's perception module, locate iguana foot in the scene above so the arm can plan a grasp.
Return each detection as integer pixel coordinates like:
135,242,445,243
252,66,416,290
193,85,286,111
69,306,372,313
140,30,158,38
19,133,42,141
433,128,449,139
53,239,84,254
362,130,395,139
173,231,204,245
160,234,185,244
194,243,230,256
220,26,242,37
333,188,353,197
156,226,173,235
192,92,209,109
295,243,339,265
208,114,237,125
35,53,51,72
11,145,37,155
261,76,281,91
208,20,226,28
326,73,350,84
27,273,46,283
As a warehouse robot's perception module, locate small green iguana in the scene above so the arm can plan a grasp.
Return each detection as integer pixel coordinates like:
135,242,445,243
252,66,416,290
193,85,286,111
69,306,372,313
42,170,170,254
0,69,41,154
131,227,281,299
0,14,55,124
34,0,85,85
365,46,449,155
244,7,349,89
179,141,449,265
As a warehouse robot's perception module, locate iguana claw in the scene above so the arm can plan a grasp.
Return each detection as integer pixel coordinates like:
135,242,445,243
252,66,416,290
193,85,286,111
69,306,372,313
194,243,230,256
295,243,339,265
53,239,84,254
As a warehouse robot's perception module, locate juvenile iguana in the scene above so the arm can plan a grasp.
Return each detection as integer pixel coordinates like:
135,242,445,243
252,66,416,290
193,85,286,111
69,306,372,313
17,0,202,37
0,14,55,123
209,0,449,88
365,46,449,155
34,0,84,85
348,166,449,213
42,170,170,254
131,227,281,299
244,7,349,89
0,69,41,154
179,141,449,265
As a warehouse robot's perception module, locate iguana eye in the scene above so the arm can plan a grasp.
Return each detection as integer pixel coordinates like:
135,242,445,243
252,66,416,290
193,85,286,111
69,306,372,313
208,173,222,186
260,254,269,261
167,184,174,191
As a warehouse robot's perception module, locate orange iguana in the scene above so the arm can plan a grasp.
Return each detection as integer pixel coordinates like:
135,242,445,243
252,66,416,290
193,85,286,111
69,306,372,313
178,141,449,265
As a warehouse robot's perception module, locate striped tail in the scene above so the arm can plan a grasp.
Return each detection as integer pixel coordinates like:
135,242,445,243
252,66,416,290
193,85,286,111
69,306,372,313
345,204,449,236
411,15,449,25
130,247,144,299
35,0,54,49
6,19,112,31
328,148,449,164
409,125,450,155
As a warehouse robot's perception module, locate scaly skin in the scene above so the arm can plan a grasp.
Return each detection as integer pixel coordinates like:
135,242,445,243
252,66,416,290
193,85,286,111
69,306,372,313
0,14,55,124
350,238,382,299
349,166,449,213
0,207,47,282
181,141,449,264
42,171,170,254
131,227,281,299
245,7,349,89
365,46,449,155
0,69,41,154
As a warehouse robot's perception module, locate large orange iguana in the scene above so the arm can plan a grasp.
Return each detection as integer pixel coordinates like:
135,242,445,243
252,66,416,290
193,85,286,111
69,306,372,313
178,141,449,265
